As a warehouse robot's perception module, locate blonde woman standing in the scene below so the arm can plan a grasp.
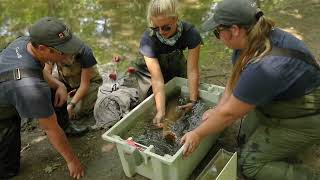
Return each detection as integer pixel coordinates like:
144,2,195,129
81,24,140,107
181,0,320,179
134,0,202,128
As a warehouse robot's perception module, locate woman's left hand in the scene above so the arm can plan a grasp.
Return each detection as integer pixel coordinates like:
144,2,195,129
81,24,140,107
180,131,201,157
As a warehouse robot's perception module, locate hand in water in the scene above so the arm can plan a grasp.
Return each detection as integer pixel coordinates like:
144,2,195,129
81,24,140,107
163,130,177,143
152,112,164,128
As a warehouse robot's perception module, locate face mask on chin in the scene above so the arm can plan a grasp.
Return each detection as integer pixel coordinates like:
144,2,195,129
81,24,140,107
155,21,183,46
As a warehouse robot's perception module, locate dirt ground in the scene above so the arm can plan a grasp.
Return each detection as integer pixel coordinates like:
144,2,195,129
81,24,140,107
12,0,320,179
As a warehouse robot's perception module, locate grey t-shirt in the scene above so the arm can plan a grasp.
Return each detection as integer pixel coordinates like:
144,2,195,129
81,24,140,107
0,36,54,118
232,28,320,105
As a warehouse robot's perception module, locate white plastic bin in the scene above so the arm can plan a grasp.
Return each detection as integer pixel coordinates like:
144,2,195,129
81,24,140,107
102,77,225,180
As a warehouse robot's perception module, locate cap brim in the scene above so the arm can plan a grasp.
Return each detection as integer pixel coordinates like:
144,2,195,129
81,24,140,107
53,34,83,54
202,16,219,32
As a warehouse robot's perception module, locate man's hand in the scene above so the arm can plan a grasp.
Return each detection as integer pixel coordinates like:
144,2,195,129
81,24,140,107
54,84,68,107
67,156,84,179
180,131,201,157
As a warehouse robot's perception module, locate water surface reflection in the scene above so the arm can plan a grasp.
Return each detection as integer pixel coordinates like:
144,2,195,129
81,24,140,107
0,0,215,65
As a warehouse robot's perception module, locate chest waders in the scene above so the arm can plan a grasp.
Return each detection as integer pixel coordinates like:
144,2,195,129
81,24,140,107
0,110,21,178
134,50,187,101
57,60,102,117
133,25,194,101
238,48,320,180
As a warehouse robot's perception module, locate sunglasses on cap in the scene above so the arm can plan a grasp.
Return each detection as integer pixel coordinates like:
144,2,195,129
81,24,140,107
150,24,174,32
213,25,231,39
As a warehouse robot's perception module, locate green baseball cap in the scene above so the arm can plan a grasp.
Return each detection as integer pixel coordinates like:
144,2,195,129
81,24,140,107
202,0,259,31
29,17,84,54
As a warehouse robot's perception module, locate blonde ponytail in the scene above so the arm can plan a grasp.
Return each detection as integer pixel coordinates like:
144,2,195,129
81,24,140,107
228,16,275,91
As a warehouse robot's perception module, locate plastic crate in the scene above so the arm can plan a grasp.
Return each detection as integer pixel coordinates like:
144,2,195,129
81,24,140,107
102,77,224,180
196,149,237,180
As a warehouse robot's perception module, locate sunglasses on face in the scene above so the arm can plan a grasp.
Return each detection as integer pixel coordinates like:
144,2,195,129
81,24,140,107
150,24,173,32
213,25,231,39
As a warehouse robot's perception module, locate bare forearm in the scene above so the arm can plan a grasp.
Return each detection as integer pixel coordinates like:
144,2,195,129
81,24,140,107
187,45,200,102
39,115,77,163
152,81,166,115
45,126,76,163
218,80,231,106
218,90,231,106
194,107,237,139
70,84,89,104
43,69,64,90
70,67,94,104
188,71,199,101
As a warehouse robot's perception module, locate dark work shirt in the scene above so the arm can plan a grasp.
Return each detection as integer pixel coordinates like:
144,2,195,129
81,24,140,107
232,28,320,105
76,44,97,68
0,36,54,118
139,21,203,58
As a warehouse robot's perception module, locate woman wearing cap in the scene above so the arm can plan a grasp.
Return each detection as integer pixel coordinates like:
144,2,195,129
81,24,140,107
181,0,320,179
133,0,202,128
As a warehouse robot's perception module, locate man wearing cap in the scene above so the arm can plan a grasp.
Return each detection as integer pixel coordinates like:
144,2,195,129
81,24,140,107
0,17,86,179
181,0,320,179
27,17,90,136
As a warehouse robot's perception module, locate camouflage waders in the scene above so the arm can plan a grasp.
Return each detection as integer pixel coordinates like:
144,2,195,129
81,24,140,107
57,61,102,118
239,88,320,180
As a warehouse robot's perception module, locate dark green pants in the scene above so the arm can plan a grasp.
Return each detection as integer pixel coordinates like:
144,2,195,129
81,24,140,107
0,114,21,178
0,90,70,178
239,111,320,180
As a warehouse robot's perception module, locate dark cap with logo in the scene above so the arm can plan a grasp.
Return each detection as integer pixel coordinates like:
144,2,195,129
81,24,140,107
202,0,260,31
29,17,84,54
